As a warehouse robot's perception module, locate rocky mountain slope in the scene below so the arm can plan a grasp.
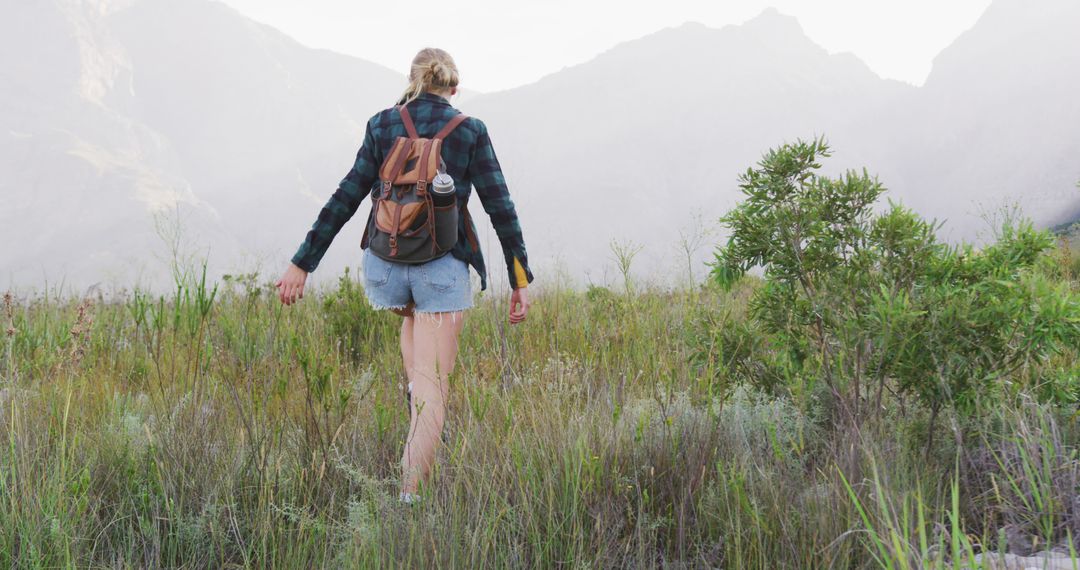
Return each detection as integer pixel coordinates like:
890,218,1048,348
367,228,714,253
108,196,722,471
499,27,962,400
1,0,403,291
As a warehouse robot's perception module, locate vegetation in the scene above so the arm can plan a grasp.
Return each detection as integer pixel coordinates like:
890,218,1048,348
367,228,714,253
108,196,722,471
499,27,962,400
709,138,1080,430
2,142,1079,568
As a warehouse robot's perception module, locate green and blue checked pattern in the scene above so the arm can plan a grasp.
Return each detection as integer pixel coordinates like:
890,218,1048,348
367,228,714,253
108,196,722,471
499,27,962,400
291,92,533,291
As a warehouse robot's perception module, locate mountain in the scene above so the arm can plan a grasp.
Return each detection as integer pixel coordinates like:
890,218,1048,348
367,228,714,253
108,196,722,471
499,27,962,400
1,0,404,292
458,2,1080,278
460,10,914,283
3,0,1079,293
1,0,201,290
883,0,1080,240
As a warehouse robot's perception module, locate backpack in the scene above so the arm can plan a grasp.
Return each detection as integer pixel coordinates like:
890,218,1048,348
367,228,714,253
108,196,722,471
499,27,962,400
362,105,468,263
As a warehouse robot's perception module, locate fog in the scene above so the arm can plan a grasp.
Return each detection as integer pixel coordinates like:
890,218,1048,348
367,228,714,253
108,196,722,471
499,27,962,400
217,0,993,92
2,0,1079,295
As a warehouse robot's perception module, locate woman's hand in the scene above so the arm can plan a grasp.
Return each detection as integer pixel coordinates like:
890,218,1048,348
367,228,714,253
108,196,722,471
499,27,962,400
276,263,308,306
509,287,530,325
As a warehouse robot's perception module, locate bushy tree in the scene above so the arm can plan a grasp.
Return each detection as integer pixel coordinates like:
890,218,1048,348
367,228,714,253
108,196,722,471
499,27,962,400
704,138,1080,427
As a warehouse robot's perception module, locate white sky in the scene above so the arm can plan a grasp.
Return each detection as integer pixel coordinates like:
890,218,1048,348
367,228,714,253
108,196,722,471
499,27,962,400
218,0,993,93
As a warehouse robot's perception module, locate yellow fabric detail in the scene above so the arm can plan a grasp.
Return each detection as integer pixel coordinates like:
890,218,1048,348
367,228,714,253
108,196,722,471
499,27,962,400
513,257,528,289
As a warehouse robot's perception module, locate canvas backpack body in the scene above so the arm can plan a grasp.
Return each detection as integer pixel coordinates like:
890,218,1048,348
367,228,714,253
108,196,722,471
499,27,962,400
363,106,468,264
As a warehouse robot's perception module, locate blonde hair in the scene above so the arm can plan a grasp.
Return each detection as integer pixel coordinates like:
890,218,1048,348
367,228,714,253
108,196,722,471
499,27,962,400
398,48,460,106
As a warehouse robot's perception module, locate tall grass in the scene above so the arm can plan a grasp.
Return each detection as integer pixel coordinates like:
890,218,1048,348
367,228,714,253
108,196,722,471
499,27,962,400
1,257,1078,568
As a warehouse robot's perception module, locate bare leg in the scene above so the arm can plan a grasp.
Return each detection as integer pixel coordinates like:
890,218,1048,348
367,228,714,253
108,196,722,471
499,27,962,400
400,311,465,495
399,310,417,403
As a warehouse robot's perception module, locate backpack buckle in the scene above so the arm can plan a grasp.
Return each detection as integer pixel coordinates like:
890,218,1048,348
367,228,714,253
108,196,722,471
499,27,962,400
416,180,427,194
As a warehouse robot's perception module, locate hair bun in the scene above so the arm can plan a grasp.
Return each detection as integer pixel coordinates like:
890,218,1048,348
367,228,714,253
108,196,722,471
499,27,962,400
430,61,448,83
400,48,460,104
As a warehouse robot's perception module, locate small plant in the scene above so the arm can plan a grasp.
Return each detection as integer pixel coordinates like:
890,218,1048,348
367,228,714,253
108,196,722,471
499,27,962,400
66,297,95,370
840,461,979,570
221,271,263,300
320,267,396,362
676,212,715,289
3,292,15,383
609,239,644,295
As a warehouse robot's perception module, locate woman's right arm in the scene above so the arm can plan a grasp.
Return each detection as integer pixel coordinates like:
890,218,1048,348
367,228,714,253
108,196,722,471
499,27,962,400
278,117,381,305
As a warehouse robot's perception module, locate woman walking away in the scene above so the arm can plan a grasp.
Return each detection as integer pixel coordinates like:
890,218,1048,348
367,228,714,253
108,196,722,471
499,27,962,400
275,48,533,504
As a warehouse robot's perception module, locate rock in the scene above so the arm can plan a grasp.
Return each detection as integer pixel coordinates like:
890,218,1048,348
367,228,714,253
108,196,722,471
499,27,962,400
969,551,1079,569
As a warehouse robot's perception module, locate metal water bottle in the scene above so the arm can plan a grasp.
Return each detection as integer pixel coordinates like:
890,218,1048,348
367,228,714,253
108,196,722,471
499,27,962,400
431,172,455,207
430,171,458,250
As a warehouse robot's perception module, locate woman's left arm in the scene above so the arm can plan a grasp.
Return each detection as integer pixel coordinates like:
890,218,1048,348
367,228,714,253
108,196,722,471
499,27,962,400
467,119,534,291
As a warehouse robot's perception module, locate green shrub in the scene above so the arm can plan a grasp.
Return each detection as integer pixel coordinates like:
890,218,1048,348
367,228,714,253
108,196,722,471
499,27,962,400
706,138,1080,427
320,267,397,362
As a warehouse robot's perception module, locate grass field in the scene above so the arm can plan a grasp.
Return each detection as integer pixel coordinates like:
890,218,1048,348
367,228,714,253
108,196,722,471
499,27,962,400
2,257,1080,568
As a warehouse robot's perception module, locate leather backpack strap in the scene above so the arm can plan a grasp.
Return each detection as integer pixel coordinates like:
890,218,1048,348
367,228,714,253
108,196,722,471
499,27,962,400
418,140,434,189
398,105,420,139
380,138,414,183
434,114,468,140
388,202,404,257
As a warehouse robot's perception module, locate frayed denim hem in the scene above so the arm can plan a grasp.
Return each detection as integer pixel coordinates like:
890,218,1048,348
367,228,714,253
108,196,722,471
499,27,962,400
412,301,473,315
412,310,467,326
366,300,472,322
367,301,411,312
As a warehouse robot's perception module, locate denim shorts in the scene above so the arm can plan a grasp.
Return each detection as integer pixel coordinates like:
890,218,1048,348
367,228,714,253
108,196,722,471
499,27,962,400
361,249,473,313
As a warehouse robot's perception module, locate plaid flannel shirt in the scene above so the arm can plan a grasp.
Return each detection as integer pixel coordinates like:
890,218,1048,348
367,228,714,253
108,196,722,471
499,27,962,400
291,92,533,291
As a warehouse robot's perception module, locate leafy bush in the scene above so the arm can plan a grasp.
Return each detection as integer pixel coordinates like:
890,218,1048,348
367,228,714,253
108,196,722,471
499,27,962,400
320,267,397,362
705,138,1080,426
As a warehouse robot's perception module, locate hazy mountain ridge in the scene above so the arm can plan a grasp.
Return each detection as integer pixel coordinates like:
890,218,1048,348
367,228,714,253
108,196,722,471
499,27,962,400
459,9,916,279
2,0,1078,292
2,0,405,291
459,1,1079,275
0,0,210,285
889,0,1080,239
